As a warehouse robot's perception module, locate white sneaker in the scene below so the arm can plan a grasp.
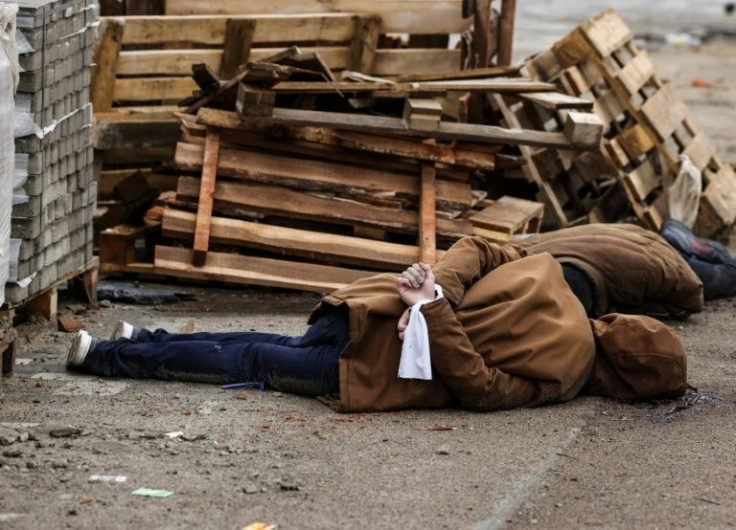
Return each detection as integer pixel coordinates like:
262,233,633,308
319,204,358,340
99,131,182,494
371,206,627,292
67,330,97,367
110,321,140,340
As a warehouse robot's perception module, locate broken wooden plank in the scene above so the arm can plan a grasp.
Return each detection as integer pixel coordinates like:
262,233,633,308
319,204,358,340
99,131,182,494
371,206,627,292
390,66,521,83
176,177,473,239
91,17,124,113
162,209,444,270
154,245,373,293
219,18,257,79
191,109,497,170
174,142,473,211
192,130,220,266
518,91,594,111
347,15,381,74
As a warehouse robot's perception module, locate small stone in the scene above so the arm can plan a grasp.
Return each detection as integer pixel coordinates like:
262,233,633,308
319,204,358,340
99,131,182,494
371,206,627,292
2,449,22,458
243,484,259,494
67,509,78,516
436,446,450,456
26,461,37,469
99,300,113,308
555,503,563,508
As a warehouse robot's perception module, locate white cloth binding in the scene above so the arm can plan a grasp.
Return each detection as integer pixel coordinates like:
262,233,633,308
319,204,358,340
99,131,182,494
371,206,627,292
398,285,444,380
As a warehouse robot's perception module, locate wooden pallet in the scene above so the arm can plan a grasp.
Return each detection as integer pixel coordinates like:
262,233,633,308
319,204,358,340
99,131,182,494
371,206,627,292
491,92,619,228
0,310,17,382
2,258,99,321
524,9,736,236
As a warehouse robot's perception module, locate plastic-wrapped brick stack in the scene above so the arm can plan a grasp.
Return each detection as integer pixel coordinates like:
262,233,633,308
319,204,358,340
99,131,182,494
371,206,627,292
0,3,17,307
6,0,96,304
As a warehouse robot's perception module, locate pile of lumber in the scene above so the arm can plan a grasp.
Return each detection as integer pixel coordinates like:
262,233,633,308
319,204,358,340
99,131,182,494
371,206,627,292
92,7,736,293
98,46,603,292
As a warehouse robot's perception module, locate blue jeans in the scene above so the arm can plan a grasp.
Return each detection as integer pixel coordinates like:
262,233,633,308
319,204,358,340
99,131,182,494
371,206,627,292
685,257,736,301
82,307,349,396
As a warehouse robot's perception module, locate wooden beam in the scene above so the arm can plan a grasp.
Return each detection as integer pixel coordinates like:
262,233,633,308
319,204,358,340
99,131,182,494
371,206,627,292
219,18,257,79
272,77,557,94
419,164,437,265
347,16,381,74
91,18,124,113
154,245,373,293
192,129,220,266
197,107,585,150
162,209,444,270
496,0,517,66
390,65,521,83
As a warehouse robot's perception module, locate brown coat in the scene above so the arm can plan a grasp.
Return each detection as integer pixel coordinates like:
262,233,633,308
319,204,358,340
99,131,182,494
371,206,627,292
312,237,686,413
519,223,704,318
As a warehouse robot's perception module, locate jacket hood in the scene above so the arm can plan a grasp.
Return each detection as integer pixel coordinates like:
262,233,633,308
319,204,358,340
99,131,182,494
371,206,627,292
585,314,687,400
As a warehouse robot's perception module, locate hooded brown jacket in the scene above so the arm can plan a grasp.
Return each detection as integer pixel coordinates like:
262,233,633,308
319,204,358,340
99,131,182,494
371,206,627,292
312,237,686,413
518,223,704,318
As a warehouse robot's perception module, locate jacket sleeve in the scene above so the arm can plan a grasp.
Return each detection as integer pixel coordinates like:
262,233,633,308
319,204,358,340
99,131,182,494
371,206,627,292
421,298,542,411
432,237,526,306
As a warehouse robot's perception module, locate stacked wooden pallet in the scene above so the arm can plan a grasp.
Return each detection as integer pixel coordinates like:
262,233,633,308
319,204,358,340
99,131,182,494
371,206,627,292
94,49,603,292
6,0,98,307
522,9,736,237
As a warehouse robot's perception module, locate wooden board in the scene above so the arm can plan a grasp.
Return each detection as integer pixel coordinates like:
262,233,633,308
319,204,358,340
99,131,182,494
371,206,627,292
192,130,220,266
117,14,359,46
176,177,473,239
116,47,350,76
272,77,557,94
163,0,472,35
162,209,442,270
91,18,124,113
154,245,373,293
518,91,594,110
174,142,473,211
419,164,437,264
197,107,583,150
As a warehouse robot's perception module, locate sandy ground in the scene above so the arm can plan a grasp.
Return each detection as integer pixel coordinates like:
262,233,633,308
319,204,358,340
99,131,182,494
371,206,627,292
2,4,736,529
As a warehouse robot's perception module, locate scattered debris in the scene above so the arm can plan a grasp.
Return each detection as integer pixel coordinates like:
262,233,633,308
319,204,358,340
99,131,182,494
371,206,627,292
49,428,81,438
57,315,85,333
419,425,456,432
89,475,128,483
131,488,174,498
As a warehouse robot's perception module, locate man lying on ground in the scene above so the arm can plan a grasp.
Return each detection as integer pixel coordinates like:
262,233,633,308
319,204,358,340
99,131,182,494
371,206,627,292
67,236,686,413
519,220,735,319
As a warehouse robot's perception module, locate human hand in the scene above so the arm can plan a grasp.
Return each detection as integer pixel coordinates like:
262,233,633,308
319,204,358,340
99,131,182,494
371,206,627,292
397,262,435,306
398,307,411,341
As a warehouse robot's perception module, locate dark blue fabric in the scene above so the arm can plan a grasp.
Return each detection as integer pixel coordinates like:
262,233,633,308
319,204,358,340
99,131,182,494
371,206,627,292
83,307,349,396
683,256,736,301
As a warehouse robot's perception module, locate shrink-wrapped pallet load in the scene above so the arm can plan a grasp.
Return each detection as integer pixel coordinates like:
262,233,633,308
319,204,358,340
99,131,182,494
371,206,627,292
0,3,18,307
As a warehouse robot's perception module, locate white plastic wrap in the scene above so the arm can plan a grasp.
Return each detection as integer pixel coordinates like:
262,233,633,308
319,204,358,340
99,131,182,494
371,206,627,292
668,154,702,228
0,2,18,307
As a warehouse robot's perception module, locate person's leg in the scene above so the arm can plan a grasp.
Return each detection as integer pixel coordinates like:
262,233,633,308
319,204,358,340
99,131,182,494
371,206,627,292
135,327,299,347
660,218,733,264
683,256,736,300
79,307,349,396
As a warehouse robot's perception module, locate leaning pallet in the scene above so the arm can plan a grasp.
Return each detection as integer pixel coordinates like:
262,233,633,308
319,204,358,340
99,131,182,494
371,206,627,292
523,9,736,236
